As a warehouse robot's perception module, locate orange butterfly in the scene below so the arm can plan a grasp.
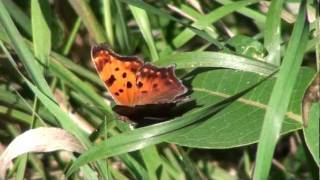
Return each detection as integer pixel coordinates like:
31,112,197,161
91,44,188,107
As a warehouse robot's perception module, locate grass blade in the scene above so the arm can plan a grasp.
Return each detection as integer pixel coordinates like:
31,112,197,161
103,0,115,47
119,0,223,49
68,0,106,43
2,0,31,37
253,1,309,179
31,0,51,71
156,51,277,76
0,0,53,97
170,0,258,50
264,0,284,65
114,0,132,53
129,5,159,61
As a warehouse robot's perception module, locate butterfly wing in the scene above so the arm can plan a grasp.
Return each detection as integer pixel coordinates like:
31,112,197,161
133,64,187,105
91,44,143,106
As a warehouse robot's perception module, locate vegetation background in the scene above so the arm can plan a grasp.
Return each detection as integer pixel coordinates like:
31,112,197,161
0,0,318,179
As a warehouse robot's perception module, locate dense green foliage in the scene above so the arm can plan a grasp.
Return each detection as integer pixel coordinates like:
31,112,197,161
0,0,318,179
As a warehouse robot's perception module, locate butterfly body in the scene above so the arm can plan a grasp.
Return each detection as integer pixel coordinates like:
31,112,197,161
91,44,188,107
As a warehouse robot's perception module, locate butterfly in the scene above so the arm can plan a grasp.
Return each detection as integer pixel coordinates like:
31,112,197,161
91,44,188,108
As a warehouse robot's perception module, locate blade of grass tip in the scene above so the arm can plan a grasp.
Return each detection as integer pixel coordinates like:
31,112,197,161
253,1,309,179
31,0,51,73
176,146,203,180
68,0,107,43
2,0,32,37
140,146,161,179
0,1,53,98
120,154,150,179
103,0,115,48
62,18,81,56
264,0,284,66
129,5,159,61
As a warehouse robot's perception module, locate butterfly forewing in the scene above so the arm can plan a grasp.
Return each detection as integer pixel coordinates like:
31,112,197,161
91,44,187,107
91,45,143,106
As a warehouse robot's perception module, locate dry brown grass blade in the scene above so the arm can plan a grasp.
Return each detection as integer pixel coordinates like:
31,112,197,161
302,73,320,127
0,127,86,179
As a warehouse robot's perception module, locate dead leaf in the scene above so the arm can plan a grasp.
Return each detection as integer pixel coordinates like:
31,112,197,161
0,127,85,179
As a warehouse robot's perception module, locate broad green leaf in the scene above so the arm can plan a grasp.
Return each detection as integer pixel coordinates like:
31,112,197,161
167,68,315,148
303,103,320,166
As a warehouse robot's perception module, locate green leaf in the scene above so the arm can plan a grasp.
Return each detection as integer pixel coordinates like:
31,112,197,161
303,103,320,166
253,1,309,179
31,0,51,71
167,68,315,148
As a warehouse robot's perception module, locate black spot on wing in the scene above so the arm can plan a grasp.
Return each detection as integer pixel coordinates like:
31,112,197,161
105,75,116,86
127,81,132,88
137,81,143,88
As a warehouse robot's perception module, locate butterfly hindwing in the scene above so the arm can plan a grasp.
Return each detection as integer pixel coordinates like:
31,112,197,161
134,64,187,105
